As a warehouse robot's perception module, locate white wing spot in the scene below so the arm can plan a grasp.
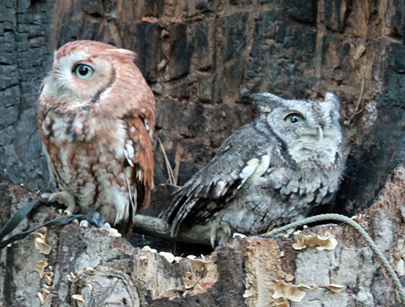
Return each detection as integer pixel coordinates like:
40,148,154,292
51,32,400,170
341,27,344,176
215,180,226,197
253,155,270,177
144,119,150,131
247,158,259,166
238,159,260,188
240,162,259,179
124,149,134,167
143,118,153,140
239,156,270,188
125,143,135,159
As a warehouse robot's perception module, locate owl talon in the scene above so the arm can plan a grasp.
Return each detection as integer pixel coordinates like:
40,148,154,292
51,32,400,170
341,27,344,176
63,209,72,216
83,212,105,228
42,191,76,213
218,225,232,246
79,220,89,228
210,224,219,248
210,231,216,250
210,224,232,248
101,222,112,232
41,193,52,199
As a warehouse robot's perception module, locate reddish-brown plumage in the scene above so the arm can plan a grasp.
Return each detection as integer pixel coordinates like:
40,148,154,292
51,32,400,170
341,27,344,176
37,40,155,237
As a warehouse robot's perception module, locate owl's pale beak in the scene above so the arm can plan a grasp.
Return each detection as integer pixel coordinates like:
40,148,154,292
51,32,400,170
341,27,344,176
317,126,324,141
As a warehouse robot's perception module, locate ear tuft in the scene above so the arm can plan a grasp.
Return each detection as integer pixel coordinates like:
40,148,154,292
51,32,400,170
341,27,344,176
250,93,285,113
324,92,340,112
115,48,137,60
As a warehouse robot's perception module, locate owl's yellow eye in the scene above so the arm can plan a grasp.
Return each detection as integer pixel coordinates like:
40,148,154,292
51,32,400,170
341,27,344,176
73,64,94,80
285,114,304,124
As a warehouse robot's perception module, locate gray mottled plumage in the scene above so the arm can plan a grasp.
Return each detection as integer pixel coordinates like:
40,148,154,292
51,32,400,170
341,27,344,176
165,92,344,242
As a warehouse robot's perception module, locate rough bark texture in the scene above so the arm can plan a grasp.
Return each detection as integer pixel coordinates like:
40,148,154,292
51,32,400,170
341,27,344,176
1,165,405,306
2,0,405,306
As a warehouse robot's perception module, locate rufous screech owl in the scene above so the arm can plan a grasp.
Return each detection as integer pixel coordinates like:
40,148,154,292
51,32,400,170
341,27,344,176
165,92,344,246
37,40,155,237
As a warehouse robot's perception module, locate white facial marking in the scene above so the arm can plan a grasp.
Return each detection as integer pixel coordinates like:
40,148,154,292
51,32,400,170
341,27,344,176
317,127,323,141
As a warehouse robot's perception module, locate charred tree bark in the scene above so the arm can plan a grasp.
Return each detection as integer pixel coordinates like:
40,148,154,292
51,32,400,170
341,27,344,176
1,0,405,216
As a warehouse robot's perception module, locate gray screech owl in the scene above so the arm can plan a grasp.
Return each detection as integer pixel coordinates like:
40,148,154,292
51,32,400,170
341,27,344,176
165,92,344,246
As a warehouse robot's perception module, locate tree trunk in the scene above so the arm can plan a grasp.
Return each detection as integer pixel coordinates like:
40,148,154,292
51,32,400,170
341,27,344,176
1,165,405,306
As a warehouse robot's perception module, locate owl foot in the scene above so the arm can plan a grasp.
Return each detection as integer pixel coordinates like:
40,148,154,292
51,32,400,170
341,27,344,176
77,213,105,229
77,212,105,229
79,220,89,228
82,211,105,228
210,223,232,249
42,193,105,228
42,191,76,215
100,222,112,232
265,224,275,233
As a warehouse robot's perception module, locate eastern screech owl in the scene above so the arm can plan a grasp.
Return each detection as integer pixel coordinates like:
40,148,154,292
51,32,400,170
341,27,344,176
37,40,155,237
165,92,344,245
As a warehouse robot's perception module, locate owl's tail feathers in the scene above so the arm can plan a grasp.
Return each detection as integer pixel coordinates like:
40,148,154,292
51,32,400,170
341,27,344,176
115,218,133,238
166,196,199,238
